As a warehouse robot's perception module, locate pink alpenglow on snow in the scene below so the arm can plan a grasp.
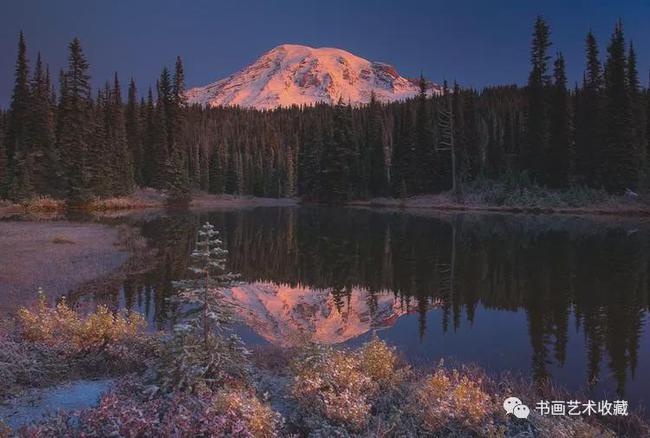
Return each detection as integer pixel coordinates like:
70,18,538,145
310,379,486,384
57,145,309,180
186,44,441,110
224,282,442,345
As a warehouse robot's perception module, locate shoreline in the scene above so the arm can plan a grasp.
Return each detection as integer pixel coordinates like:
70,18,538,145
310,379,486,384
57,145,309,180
0,221,153,315
2,190,649,219
348,198,650,217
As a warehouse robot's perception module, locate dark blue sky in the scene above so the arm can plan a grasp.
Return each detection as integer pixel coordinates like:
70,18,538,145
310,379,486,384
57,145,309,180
1,0,649,107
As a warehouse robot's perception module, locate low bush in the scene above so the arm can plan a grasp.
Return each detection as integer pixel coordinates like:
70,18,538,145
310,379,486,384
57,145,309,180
21,196,65,212
20,380,280,438
18,292,145,352
460,175,626,209
214,388,282,438
291,344,378,431
87,196,160,211
408,367,497,433
0,294,153,399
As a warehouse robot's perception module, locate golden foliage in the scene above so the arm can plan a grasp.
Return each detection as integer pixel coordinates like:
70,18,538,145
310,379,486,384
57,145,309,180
88,197,159,211
18,292,146,350
357,336,400,384
409,367,495,432
214,388,281,438
291,340,403,431
21,196,65,212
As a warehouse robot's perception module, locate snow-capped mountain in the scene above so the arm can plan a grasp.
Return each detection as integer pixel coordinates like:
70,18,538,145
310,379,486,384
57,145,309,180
223,281,442,345
186,44,441,110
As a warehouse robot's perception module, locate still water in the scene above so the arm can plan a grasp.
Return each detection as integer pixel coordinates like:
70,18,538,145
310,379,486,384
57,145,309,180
81,207,650,413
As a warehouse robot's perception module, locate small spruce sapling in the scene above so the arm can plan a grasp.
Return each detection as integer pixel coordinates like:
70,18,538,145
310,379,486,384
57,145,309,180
161,222,249,392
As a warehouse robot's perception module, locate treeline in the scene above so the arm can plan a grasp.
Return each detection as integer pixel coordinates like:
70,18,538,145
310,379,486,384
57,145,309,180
1,17,649,203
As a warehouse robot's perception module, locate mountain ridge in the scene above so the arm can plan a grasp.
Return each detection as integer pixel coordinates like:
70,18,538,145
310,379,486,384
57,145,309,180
186,44,441,109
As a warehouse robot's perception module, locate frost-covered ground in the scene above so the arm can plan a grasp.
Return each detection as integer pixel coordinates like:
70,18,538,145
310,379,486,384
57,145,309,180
0,222,128,313
0,379,113,431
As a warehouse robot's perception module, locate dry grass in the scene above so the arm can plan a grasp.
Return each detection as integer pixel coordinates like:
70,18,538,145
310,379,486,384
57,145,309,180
51,235,75,245
87,196,160,211
21,196,65,213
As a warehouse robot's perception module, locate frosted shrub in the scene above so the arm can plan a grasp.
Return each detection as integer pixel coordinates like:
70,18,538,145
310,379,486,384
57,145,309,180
409,368,495,432
160,222,249,392
214,388,282,438
357,336,400,385
291,344,379,431
19,290,145,351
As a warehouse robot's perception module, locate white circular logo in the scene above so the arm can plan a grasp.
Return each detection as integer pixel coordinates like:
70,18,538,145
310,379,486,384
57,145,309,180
503,396,523,414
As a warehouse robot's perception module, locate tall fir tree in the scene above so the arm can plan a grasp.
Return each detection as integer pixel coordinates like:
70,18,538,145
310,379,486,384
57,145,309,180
6,31,31,199
414,74,435,193
58,37,93,204
627,43,646,169
320,100,354,203
109,73,134,195
208,145,224,194
525,16,552,184
126,78,144,186
646,72,650,182
297,117,323,199
165,58,190,202
28,53,59,197
0,112,6,193
575,31,604,186
602,20,638,192
367,92,388,196
391,104,414,197
88,85,111,197
548,52,571,188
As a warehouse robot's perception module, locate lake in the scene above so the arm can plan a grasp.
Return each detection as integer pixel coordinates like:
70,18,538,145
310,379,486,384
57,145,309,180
71,207,650,414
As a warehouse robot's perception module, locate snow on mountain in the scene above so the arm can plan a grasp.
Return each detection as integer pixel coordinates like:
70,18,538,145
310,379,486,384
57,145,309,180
223,281,442,345
186,44,441,110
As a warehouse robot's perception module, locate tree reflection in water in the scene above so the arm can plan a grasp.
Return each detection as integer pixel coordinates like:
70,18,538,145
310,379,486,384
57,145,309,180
90,207,649,404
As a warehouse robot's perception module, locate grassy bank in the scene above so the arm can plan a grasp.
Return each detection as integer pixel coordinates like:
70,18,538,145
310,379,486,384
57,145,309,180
1,302,647,437
0,189,299,218
350,179,650,216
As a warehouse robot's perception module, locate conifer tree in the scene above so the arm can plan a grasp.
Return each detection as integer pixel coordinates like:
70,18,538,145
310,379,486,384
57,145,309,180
320,100,354,203
6,31,31,199
125,78,144,186
298,117,323,199
414,74,434,193
627,43,645,167
109,73,134,195
58,37,92,204
390,104,414,197
161,222,248,392
548,52,571,188
575,31,603,186
0,113,6,194
208,146,224,194
164,59,190,202
646,73,650,180
526,16,552,184
367,92,388,196
28,54,59,197
603,20,638,192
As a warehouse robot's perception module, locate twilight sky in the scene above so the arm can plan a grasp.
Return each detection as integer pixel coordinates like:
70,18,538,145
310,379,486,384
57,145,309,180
1,0,649,107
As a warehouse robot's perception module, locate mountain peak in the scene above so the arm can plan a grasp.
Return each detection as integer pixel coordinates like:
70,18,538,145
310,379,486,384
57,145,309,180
186,44,440,109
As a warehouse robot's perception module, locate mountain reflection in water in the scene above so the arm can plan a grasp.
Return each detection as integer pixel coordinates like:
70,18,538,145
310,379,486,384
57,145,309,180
75,207,649,411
